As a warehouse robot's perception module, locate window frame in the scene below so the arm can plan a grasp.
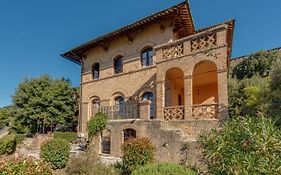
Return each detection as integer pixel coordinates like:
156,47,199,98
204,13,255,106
141,47,154,67
92,63,100,80
114,56,123,74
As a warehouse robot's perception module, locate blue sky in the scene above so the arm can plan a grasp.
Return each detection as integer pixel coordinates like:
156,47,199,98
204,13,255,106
0,0,281,107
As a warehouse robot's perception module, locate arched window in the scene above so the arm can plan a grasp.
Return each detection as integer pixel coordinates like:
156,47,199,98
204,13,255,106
115,96,124,116
142,92,155,119
92,63,100,80
123,128,136,143
91,97,100,117
114,56,123,74
141,48,153,67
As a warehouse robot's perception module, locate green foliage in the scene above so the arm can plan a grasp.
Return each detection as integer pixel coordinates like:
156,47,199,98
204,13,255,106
121,137,155,173
269,66,281,124
66,151,118,175
132,163,196,175
53,132,77,142
14,134,26,144
0,135,17,155
11,75,78,134
87,112,107,139
0,157,53,175
232,50,281,80
40,139,70,169
0,106,11,128
200,117,281,175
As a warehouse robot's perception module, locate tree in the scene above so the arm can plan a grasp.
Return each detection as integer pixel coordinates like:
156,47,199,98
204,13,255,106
232,50,281,80
11,75,78,133
0,106,11,128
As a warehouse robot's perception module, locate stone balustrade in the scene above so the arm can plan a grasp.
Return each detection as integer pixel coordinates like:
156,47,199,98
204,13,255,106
192,103,218,119
163,105,184,121
154,25,227,63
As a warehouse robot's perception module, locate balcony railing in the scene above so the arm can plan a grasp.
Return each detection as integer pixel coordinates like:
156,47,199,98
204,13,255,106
98,104,139,120
155,25,227,63
192,103,218,119
164,105,184,121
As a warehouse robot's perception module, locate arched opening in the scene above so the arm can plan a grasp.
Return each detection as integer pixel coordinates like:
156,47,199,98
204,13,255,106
141,47,153,67
142,92,155,119
165,68,185,106
115,96,125,116
164,68,185,120
123,128,136,143
92,63,100,80
114,56,123,74
101,129,111,154
192,61,218,118
91,97,100,117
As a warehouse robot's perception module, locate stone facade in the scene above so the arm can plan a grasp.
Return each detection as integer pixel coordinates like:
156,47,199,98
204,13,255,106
62,2,234,163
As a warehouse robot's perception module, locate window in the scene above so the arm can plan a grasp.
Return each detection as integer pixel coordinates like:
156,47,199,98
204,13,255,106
115,96,124,116
123,129,136,143
142,92,155,119
114,56,123,74
91,97,100,117
92,63,100,80
101,130,111,154
141,48,153,67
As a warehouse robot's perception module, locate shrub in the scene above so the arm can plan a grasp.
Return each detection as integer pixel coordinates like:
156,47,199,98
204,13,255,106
121,137,155,173
0,157,53,174
132,163,196,175
53,132,77,142
66,150,117,175
0,135,17,155
40,139,70,169
200,117,281,175
87,112,107,139
15,134,26,144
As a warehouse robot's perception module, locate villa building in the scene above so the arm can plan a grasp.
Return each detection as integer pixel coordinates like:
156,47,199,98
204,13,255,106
62,2,234,162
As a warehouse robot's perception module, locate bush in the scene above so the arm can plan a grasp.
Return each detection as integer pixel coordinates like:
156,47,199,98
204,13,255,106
40,139,70,169
0,157,53,174
66,150,117,175
200,117,281,175
0,135,17,155
121,137,155,173
53,132,77,142
15,134,26,144
87,112,107,139
132,163,196,175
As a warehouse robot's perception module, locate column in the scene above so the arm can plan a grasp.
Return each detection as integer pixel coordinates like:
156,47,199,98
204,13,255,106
156,81,165,120
139,99,151,120
184,75,193,119
217,69,229,120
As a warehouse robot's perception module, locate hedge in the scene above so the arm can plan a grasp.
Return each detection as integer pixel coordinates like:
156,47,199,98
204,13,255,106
0,134,26,155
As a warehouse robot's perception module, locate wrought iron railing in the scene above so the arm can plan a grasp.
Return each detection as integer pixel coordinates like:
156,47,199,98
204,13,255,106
98,104,139,120
163,105,184,121
192,103,218,119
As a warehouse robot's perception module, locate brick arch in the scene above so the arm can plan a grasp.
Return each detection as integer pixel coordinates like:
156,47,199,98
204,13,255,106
158,65,186,82
112,51,126,60
110,91,126,106
137,41,156,53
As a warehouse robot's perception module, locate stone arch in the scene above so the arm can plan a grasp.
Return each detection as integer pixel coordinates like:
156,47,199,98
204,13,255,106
165,67,185,107
88,96,100,119
137,41,156,53
192,60,218,105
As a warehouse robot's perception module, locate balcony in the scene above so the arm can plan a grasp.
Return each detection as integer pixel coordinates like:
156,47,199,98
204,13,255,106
98,104,139,120
154,24,227,63
192,104,219,119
